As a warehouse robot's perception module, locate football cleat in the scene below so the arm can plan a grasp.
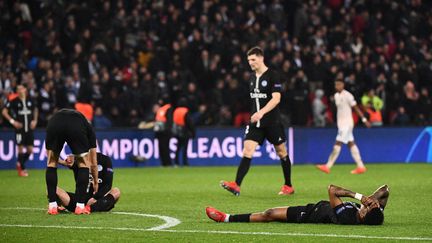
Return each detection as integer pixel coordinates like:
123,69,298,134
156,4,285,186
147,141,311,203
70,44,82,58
19,170,29,177
316,164,330,174
47,206,59,215
278,185,295,195
351,167,367,174
220,181,240,196
16,162,22,176
206,207,227,222
74,205,91,215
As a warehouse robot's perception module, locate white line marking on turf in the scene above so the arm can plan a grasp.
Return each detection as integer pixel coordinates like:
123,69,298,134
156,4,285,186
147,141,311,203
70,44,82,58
112,212,181,231
0,224,431,241
0,207,181,231
1,208,431,241
159,229,432,241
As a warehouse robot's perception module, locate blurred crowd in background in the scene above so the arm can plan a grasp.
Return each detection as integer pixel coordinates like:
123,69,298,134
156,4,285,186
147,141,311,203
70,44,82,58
1,0,432,129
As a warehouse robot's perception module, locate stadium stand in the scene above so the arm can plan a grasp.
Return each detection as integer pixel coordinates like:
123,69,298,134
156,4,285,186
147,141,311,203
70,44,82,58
1,0,431,127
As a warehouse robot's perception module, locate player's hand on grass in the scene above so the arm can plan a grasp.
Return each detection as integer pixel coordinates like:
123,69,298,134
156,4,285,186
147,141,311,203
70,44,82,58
251,111,263,123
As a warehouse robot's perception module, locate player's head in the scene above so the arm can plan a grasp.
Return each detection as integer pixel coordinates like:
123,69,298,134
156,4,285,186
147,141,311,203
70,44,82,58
247,46,264,71
17,83,27,98
363,207,384,225
334,79,344,92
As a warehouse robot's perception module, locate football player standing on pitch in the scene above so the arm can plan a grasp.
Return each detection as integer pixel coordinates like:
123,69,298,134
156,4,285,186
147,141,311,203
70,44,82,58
316,79,371,174
220,46,294,196
2,84,38,177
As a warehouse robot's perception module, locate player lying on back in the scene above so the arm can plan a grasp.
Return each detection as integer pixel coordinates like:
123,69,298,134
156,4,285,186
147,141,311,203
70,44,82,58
56,152,120,213
207,184,389,225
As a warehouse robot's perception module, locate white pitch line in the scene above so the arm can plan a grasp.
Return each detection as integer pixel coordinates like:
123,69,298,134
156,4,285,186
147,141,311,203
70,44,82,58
112,212,181,231
1,207,431,241
0,224,431,241
159,229,432,241
0,207,181,231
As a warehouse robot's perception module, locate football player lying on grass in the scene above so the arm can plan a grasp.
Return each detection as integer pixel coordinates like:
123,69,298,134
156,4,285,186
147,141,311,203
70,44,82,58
207,184,389,225
55,153,121,213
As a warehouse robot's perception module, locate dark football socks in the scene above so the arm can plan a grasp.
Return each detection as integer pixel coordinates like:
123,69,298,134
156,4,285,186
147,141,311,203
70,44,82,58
21,152,30,169
281,156,292,186
17,153,24,169
229,214,251,222
46,167,58,202
235,157,252,186
75,167,90,204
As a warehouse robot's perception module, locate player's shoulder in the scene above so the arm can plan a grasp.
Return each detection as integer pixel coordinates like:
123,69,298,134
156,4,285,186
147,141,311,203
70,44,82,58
342,89,354,96
265,68,280,78
9,97,20,104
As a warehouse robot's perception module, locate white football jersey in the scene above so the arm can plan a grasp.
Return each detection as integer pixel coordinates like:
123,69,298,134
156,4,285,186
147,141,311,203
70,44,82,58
334,89,357,127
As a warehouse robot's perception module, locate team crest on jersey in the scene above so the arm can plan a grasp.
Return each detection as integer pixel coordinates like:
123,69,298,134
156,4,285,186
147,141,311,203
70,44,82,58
27,102,31,106
98,165,103,171
261,80,267,87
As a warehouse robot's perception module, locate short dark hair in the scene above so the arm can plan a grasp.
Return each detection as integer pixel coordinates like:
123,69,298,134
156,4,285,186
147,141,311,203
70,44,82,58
335,79,344,83
363,207,384,225
18,83,28,88
247,46,264,57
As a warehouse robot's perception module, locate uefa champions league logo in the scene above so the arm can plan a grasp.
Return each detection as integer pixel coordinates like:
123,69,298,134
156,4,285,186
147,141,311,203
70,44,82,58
405,127,432,163
265,141,278,160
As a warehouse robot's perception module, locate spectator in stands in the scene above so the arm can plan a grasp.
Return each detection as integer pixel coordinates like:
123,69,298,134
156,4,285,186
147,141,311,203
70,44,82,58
417,87,432,125
93,106,112,129
0,0,432,127
392,106,410,126
361,89,384,126
312,89,326,127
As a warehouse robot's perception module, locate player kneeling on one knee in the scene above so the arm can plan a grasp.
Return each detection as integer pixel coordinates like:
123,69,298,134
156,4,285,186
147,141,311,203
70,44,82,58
56,153,120,212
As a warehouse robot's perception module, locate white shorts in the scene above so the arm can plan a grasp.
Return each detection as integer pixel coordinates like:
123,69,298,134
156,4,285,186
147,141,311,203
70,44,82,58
336,126,354,144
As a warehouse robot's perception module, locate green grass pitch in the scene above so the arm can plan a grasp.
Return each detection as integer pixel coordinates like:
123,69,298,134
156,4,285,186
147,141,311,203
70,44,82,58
0,163,431,242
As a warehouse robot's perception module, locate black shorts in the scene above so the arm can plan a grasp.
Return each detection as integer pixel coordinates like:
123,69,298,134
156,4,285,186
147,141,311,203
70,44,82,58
15,131,34,146
64,192,93,212
45,112,96,155
286,204,316,223
244,123,286,145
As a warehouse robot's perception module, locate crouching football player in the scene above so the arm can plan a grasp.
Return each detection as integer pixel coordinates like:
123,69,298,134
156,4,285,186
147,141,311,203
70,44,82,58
207,184,389,225
56,153,120,213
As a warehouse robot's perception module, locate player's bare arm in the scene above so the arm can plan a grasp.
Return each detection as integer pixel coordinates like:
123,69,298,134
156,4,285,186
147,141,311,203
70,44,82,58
328,184,372,208
31,107,38,129
2,107,23,129
353,105,371,128
251,92,281,123
57,155,74,167
89,148,99,193
369,185,390,208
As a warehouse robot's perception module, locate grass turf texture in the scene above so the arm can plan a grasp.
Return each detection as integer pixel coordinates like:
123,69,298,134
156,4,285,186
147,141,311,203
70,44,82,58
0,164,431,242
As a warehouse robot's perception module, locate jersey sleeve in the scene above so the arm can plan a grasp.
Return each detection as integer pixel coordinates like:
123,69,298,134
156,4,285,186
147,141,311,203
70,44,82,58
348,93,357,107
271,71,283,93
333,203,359,225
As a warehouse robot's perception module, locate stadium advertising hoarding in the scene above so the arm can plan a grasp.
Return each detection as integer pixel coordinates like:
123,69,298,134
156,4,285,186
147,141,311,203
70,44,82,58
0,127,430,169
